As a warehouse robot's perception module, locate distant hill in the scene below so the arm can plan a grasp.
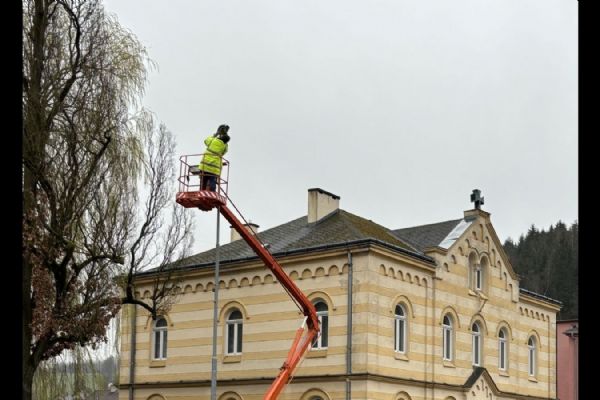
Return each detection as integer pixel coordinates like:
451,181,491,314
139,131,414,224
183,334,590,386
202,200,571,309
503,220,578,320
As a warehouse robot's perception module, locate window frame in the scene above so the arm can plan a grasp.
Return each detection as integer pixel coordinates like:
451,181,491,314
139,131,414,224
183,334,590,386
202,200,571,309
394,304,407,353
226,309,243,355
498,328,508,371
472,322,482,366
312,300,329,350
528,336,536,377
475,264,482,290
152,317,168,360
442,315,453,361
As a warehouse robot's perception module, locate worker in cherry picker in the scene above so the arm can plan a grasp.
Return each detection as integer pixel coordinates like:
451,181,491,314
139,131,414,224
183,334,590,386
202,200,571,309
199,124,230,191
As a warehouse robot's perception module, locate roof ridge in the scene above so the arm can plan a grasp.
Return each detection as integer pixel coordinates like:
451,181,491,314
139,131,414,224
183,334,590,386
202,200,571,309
394,218,462,232
338,210,419,252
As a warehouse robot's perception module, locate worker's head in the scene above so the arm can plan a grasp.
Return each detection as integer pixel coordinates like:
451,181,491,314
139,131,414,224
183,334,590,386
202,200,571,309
217,124,230,136
220,133,230,144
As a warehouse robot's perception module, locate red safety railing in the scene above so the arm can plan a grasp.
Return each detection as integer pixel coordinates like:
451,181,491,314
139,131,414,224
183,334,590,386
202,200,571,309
176,154,230,210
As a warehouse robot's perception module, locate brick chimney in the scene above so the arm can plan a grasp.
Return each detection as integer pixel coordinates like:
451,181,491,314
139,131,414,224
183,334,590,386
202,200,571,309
307,188,340,223
231,222,260,242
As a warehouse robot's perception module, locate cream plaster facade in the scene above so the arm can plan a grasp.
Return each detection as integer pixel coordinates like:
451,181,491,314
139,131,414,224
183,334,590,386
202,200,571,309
119,207,559,400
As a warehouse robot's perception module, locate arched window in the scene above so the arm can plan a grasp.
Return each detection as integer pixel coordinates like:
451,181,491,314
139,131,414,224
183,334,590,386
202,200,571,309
312,300,328,349
300,389,329,400
218,392,243,400
147,395,166,400
394,304,407,353
498,328,508,371
152,317,168,360
528,336,537,376
442,315,453,361
472,322,482,366
226,309,243,355
468,254,487,292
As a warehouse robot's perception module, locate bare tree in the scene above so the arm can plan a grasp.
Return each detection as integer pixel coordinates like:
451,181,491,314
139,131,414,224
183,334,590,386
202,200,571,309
22,1,193,399
120,115,193,318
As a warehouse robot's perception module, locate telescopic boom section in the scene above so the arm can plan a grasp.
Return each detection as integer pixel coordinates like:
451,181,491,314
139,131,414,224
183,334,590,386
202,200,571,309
218,205,320,399
176,154,319,399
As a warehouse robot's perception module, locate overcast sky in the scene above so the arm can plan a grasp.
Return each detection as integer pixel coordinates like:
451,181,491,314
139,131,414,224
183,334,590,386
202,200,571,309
103,0,577,255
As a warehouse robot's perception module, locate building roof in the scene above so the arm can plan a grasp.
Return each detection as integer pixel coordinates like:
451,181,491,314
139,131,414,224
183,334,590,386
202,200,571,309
391,219,464,251
150,209,428,273
139,205,561,308
519,287,562,305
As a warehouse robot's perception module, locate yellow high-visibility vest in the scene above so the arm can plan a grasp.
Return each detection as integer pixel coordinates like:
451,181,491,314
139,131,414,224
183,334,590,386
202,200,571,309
199,136,228,175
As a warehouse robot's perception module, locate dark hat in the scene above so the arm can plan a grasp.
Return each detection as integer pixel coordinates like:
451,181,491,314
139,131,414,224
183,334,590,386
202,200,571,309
217,124,230,135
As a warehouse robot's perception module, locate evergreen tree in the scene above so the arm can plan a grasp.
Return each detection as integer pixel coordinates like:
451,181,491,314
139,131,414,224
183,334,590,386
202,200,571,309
503,220,578,319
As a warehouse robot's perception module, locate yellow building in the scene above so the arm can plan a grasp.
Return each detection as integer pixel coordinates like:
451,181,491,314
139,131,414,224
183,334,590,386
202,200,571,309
119,188,560,400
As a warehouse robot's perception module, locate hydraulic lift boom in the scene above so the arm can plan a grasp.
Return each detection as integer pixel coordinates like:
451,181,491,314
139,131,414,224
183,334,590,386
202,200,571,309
176,154,319,399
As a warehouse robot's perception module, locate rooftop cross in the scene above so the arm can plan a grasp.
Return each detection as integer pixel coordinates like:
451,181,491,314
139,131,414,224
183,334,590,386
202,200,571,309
470,189,484,210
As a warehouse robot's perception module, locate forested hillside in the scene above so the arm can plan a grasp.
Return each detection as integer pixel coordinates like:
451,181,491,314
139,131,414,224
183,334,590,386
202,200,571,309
503,220,578,320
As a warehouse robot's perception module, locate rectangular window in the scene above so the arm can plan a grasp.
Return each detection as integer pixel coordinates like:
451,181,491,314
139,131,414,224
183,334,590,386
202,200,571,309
473,336,480,366
153,331,166,360
529,348,535,375
238,323,243,353
227,324,235,354
321,314,328,348
499,341,506,370
443,328,452,360
313,313,328,349
475,267,482,290
226,322,242,355
154,331,161,359
395,319,405,353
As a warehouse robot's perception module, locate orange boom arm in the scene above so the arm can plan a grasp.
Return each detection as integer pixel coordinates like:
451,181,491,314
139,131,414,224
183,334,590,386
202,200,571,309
219,205,319,399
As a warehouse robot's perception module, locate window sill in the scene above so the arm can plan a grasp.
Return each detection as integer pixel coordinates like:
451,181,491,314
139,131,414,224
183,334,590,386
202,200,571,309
149,360,166,368
306,348,328,358
468,290,477,297
394,352,409,362
528,376,538,383
442,360,456,368
223,354,242,363
498,370,509,377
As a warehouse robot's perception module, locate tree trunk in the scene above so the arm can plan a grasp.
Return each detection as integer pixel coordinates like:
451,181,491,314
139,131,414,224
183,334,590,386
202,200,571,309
23,361,34,400
23,0,48,397
23,167,35,400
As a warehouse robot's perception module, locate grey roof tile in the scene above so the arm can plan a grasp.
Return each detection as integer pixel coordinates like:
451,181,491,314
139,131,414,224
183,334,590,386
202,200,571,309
391,219,463,252
161,209,417,271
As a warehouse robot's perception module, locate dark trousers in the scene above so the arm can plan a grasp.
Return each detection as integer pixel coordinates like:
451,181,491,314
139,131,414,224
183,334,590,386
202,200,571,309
200,172,217,191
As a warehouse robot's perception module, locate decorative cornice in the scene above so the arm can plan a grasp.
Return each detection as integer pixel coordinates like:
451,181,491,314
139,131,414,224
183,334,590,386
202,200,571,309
119,371,557,400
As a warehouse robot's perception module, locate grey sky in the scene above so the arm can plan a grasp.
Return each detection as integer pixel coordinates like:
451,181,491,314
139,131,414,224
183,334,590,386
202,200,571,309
104,0,577,254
